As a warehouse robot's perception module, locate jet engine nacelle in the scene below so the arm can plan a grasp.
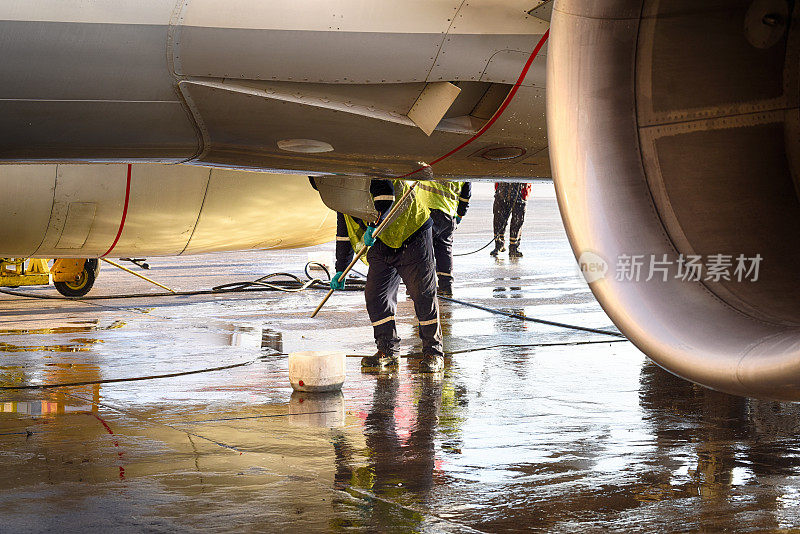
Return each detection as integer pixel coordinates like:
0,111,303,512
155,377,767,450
0,164,335,258
548,1,800,399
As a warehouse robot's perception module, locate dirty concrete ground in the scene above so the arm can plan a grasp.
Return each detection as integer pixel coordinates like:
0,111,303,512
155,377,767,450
1,183,799,533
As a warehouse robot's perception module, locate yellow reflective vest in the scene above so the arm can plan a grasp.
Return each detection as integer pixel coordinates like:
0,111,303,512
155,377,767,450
416,180,463,216
343,180,430,250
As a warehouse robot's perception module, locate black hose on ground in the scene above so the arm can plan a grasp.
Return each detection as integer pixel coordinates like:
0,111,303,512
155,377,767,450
0,262,364,300
453,238,496,257
438,295,625,338
0,262,623,339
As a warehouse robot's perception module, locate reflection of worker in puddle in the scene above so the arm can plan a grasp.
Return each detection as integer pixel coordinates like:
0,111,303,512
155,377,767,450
492,277,524,298
331,369,468,528
365,374,442,510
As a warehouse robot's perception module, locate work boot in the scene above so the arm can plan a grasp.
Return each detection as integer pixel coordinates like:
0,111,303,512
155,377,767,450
490,241,506,257
361,350,399,369
419,353,444,373
509,247,523,258
438,281,453,297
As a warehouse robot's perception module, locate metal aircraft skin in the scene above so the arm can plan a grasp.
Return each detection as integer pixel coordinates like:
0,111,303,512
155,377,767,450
0,164,336,259
0,0,551,179
4,0,800,401
547,1,800,400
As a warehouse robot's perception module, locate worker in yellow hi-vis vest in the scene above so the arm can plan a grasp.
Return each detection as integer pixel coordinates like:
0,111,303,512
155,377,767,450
416,180,471,296
329,178,444,373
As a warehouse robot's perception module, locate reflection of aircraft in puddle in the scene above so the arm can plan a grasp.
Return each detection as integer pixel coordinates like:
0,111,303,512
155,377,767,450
0,400,94,416
0,320,125,354
0,320,126,337
0,386,371,527
3,2,800,398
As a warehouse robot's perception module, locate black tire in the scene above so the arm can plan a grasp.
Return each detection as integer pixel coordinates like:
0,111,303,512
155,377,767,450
54,259,99,297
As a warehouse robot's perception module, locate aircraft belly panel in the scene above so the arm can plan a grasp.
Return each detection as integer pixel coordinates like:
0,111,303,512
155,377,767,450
178,80,549,178
0,101,198,161
480,48,547,87
175,27,444,83
177,0,459,32
0,0,176,25
34,165,131,257
54,202,97,249
109,165,211,256
173,0,462,83
0,21,177,101
428,34,547,84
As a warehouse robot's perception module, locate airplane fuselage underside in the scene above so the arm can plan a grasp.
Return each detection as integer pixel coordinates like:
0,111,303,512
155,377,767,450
0,0,551,179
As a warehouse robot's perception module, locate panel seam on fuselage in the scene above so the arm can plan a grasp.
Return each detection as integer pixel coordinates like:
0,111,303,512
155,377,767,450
178,167,212,256
29,164,60,259
424,0,467,83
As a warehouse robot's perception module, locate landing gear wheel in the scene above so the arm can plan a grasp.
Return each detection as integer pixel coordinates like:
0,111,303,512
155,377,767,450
54,259,99,297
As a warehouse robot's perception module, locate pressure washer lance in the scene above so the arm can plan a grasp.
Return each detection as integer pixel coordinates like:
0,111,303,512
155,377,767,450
311,179,421,318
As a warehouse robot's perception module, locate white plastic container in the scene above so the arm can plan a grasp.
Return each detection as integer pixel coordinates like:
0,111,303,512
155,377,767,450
288,351,346,392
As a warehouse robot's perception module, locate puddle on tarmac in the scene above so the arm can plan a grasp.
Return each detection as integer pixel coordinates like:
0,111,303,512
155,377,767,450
0,190,798,531
0,339,104,353
0,320,126,336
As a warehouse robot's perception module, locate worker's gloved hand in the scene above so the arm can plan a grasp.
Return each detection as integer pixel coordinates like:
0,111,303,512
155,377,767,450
455,215,462,226
330,271,346,290
363,226,376,247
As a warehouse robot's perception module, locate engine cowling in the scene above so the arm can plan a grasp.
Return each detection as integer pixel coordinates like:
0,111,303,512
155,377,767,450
548,0,800,399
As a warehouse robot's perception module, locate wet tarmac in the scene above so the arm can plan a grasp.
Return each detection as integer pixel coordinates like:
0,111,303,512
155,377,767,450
1,183,799,533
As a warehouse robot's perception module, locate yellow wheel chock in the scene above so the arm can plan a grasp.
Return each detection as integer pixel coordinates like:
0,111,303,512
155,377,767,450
0,258,51,288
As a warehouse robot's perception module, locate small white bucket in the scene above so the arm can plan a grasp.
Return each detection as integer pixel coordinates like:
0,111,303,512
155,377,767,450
288,351,346,392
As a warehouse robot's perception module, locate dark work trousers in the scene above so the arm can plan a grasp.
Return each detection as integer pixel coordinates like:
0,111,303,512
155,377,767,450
430,209,455,291
365,226,443,358
493,183,527,249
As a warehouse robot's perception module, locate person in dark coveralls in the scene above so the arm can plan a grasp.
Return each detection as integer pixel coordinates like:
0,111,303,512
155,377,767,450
416,180,471,296
330,178,445,373
491,182,531,257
